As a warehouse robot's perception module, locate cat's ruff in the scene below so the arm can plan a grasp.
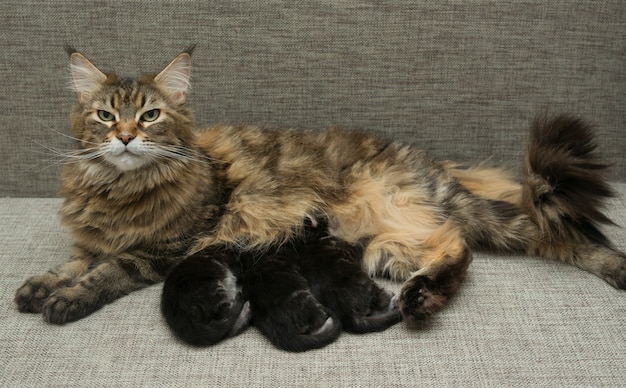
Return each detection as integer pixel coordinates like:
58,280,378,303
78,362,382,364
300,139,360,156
14,49,626,352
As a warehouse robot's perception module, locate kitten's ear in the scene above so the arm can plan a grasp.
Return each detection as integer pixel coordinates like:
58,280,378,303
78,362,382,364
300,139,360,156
68,50,107,104
155,51,192,105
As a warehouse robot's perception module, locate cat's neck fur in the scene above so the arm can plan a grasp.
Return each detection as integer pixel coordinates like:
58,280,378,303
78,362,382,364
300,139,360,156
58,143,219,256
60,148,204,198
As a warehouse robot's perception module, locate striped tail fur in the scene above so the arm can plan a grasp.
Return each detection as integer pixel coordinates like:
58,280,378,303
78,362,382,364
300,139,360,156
520,114,625,288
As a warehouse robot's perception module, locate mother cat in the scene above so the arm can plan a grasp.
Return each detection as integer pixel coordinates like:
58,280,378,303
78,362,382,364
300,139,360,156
15,49,626,332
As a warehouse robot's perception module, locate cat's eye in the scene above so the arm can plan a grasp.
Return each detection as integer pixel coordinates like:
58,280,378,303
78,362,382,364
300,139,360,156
97,110,115,122
140,109,160,122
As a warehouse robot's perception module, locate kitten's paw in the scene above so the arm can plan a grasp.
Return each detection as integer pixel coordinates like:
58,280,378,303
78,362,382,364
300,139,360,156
398,275,447,323
252,293,342,352
310,316,336,336
161,253,248,346
15,275,68,314
286,292,338,337
41,285,102,324
228,300,252,337
341,288,402,333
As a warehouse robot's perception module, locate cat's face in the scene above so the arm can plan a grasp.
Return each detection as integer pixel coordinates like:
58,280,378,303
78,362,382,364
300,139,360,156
68,50,195,172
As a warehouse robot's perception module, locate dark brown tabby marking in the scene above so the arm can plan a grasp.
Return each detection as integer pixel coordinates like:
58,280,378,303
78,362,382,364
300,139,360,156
15,49,625,350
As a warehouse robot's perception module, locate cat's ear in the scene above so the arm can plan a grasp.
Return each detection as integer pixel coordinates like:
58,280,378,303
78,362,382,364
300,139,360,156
154,51,192,105
67,50,107,104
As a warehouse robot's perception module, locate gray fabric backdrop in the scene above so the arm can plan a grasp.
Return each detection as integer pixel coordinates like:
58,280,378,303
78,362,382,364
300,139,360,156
1,0,625,197
1,2,625,386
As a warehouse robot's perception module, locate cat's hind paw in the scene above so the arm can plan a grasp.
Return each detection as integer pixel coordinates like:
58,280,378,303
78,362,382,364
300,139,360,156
398,275,447,323
600,250,626,290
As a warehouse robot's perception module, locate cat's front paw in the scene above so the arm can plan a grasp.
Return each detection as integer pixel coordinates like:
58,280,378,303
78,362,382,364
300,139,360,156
15,275,68,314
398,275,447,323
41,285,103,324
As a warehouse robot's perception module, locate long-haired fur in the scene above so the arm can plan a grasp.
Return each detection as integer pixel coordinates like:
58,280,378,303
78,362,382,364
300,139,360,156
15,49,625,351
522,114,626,288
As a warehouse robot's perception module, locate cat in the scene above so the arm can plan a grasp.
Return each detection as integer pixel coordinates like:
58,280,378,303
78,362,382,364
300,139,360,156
160,245,251,346
15,48,625,342
162,218,402,351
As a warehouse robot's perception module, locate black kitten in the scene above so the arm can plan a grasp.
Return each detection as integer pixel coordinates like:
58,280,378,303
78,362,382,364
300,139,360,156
161,219,401,351
161,248,250,346
242,232,401,352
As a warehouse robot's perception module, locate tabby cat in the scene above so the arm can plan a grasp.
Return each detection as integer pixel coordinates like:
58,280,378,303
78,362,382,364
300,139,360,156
15,49,626,349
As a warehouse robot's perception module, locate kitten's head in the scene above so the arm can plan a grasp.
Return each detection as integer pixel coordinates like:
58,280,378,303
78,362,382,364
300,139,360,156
67,48,196,172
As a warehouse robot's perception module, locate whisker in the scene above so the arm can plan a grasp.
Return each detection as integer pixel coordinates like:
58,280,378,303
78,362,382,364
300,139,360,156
27,121,229,172
25,138,107,173
31,139,104,160
44,127,101,146
144,143,206,163
155,144,228,164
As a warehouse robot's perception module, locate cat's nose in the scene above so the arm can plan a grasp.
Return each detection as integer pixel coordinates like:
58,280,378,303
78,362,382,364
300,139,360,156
117,132,135,145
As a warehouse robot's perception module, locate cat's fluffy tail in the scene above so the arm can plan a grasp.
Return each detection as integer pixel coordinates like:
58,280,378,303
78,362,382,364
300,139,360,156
521,114,626,288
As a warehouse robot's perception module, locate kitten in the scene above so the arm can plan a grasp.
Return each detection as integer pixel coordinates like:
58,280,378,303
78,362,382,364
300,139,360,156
161,247,251,346
241,219,401,352
15,49,625,342
162,219,401,351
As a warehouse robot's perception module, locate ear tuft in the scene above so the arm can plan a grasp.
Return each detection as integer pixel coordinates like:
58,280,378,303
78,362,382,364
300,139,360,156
69,52,107,103
154,52,192,105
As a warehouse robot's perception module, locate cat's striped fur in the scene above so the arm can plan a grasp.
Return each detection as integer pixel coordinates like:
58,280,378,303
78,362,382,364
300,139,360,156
15,49,625,332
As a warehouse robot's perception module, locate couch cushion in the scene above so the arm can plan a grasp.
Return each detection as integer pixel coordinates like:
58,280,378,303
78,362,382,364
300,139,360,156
1,183,625,386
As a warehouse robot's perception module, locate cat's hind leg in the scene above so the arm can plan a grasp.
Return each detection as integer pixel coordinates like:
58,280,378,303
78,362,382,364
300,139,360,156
330,154,474,323
452,115,626,289
366,220,473,324
161,247,251,346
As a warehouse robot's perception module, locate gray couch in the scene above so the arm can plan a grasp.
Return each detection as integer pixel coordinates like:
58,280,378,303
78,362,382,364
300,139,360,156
1,1,624,387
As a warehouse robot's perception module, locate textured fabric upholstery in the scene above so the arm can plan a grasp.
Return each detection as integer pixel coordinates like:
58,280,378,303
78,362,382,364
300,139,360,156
1,191,625,386
1,1,624,197
0,1,624,386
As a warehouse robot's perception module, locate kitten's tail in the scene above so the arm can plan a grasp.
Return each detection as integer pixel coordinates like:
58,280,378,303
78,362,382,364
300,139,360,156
520,114,626,288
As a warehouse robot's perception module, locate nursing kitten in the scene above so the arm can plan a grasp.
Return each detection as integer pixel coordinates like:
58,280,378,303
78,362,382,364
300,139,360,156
241,219,401,352
162,219,401,351
15,49,625,348
161,246,251,346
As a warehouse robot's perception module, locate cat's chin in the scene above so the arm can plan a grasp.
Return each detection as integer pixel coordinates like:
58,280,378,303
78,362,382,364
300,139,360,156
105,152,150,172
